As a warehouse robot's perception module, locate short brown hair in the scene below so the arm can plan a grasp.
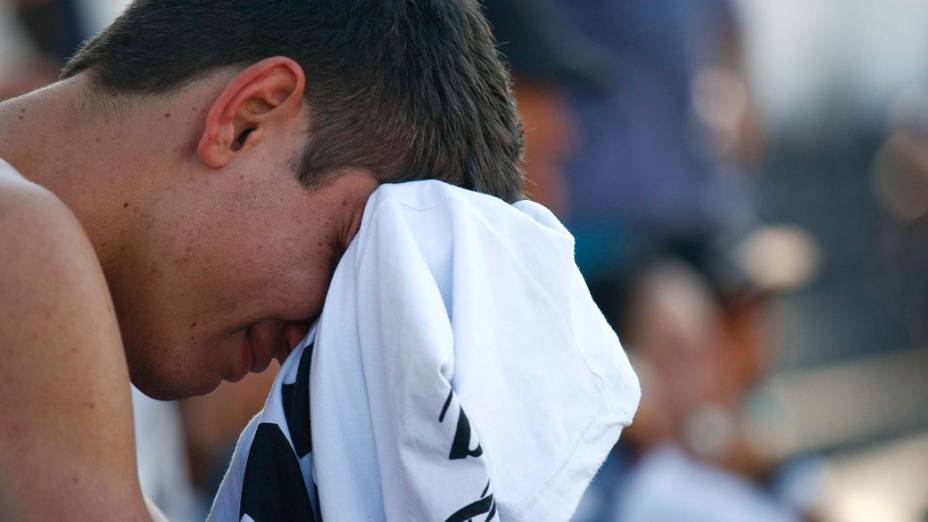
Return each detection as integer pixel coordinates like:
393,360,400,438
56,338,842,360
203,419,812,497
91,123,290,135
63,0,524,201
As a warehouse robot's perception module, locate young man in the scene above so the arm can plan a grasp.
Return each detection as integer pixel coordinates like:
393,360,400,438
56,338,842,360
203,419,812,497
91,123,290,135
0,1,523,519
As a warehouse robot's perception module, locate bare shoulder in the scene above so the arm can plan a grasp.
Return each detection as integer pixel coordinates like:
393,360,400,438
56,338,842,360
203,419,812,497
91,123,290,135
0,166,148,520
0,165,118,349
0,164,100,283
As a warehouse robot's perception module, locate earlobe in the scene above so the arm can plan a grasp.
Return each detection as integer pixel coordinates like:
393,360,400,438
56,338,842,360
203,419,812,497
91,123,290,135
196,57,306,170
197,119,236,169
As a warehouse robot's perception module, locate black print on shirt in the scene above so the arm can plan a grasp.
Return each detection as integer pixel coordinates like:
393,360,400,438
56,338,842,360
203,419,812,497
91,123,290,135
444,481,497,522
450,407,484,460
281,344,314,458
312,480,324,522
439,389,484,460
239,423,316,522
440,390,496,520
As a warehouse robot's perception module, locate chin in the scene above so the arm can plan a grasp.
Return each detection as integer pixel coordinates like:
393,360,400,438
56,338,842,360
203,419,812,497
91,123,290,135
128,358,222,400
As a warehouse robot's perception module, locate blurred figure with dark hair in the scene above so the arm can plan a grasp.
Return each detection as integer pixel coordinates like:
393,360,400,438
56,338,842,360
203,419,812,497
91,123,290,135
575,256,801,522
0,0,84,100
574,227,823,521
482,0,607,217
11,0,84,62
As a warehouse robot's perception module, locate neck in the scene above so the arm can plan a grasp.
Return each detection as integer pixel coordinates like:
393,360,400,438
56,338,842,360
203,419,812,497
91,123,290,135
0,78,77,184
0,75,136,270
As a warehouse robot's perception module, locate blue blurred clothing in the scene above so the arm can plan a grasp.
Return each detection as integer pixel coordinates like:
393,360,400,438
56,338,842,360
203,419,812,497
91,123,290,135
570,445,635,522
552,0,751,274
573,443,815,522
615,445,798,522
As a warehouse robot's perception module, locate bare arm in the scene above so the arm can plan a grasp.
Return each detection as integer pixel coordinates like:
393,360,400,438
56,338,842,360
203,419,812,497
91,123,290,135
0,177,150,520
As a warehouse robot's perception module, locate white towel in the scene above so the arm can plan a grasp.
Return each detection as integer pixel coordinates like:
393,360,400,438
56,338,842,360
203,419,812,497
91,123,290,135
208,180,640,521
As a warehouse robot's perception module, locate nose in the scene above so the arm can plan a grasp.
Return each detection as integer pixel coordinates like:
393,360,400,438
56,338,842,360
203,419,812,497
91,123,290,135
284,320,310,348
276,320,311,363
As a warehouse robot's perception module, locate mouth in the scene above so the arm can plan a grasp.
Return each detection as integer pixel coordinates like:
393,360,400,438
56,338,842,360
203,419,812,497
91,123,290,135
246,323,279,374
277,321,311,363
227,320,309,382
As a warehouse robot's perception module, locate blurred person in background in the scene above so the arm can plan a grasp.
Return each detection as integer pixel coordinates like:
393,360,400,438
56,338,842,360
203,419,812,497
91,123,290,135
0,0,82,100
552,0,928,516
618,259,796,522
532,3,804,517
481,0,607,217
575,253,806,522
872,91,928,347
550,0,761,280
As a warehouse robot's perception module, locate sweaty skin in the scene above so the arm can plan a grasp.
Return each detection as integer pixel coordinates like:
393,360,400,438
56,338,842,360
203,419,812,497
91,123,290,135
0,60,376,520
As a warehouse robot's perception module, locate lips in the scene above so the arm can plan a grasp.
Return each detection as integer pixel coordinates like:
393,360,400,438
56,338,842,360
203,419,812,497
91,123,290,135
226,320,311,383
246,321,281,374
278,321,310,362
224,335,253,383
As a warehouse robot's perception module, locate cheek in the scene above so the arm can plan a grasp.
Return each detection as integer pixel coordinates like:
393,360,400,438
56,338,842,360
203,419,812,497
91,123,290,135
175,223,278,305
278,265,332,320
271,243,338,320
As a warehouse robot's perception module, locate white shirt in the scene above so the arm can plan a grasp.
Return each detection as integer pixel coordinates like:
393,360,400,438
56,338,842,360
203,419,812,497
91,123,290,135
209,180,640,521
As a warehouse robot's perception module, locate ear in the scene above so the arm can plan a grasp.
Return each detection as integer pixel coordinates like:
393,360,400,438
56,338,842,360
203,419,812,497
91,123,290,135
197,57,306,169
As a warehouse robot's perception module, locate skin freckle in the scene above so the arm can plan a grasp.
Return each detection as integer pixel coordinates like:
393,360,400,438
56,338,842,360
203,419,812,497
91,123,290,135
123,201,129,208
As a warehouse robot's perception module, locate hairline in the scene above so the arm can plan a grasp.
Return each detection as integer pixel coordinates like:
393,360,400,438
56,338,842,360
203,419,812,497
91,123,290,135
75,65,344,189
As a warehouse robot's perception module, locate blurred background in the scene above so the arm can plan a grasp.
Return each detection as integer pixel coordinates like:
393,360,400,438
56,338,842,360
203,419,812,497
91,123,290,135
2,1,927,520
